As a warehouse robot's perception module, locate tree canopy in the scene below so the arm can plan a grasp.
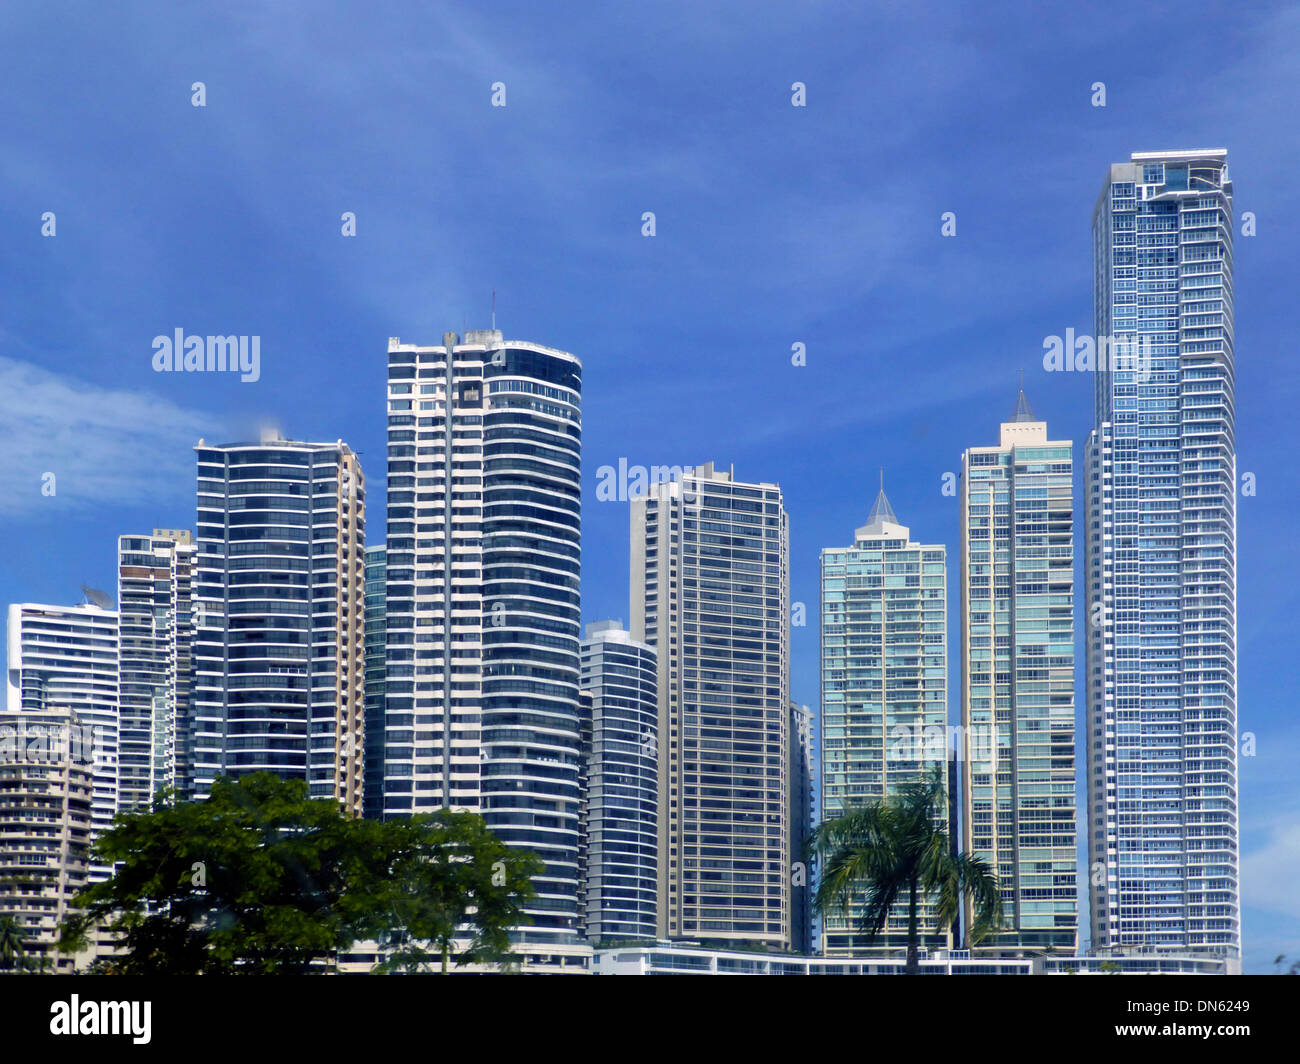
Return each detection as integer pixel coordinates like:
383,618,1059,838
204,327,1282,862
59,773,540,974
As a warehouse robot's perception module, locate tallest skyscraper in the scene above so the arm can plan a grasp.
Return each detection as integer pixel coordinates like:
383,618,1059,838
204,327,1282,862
382,331,586,970
1086,150,1239,960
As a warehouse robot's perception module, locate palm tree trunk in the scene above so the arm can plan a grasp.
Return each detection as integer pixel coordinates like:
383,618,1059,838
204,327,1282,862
441,941,449,975
906,878,919,975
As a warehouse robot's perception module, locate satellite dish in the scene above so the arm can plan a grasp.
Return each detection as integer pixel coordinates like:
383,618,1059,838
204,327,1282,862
81,585,114,610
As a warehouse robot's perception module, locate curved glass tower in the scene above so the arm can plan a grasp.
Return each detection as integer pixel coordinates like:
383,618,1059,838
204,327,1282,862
383,331,583,964
579,621,658,943
1087,150,1239,960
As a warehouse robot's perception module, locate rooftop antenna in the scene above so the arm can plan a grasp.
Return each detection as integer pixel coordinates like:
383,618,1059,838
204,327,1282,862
492,289,496,331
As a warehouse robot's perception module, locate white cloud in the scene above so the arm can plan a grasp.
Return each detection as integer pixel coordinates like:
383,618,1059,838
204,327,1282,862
1241,819,1300,918
0,356,221,517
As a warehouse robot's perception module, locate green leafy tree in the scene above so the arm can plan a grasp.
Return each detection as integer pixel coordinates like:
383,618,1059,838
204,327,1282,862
809,766,1001,975
0,913,28,971
373,812,541,974
59,773,538,974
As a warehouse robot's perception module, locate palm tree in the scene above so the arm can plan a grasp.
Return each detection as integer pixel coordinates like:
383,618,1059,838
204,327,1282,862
0,915,28,972
809,766,1001,975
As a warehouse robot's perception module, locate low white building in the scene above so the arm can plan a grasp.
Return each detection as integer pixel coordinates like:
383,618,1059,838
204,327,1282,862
590,943,1234,976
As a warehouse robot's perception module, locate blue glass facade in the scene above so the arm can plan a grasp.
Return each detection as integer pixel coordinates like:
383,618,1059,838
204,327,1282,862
191,437,367,814
1086,150,1239,957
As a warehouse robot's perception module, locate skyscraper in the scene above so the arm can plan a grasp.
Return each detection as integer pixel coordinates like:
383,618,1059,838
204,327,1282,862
630,463,791,949
191,432,366,815
578,621,658,944
363,544,386,820
1086,149,1239,960
789,698,813,954
6,601,120,874
383,331,585,964
960,394,1076,953
116,529,196,809
819,488,948,953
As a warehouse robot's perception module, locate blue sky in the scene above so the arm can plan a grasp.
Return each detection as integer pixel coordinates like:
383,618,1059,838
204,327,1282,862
1,1,1296,972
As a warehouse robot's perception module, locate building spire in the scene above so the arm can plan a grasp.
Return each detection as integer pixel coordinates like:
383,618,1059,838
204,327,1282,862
1012,372,1036,422
856,468,908,539
866,470,898,527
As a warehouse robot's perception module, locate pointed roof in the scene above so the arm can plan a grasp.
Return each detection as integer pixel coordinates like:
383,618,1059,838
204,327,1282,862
857,473,907,539
1011,387,1036,422
866,486,897,527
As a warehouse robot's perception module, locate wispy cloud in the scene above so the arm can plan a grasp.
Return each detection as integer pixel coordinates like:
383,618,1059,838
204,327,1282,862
0,356,222,517
1242,818,1300,918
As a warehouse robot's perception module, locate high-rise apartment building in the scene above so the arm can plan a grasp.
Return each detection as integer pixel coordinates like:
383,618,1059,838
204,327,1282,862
630,463,791,949
960,394,1076,953
116,529,196,809
363,544,386,820
1086,149,1239,959
789,698,813,953
6,601,120,872
819,489,947,953
383,331,585,962
578,621,658,944
0,708,95,972
191,432,366,815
